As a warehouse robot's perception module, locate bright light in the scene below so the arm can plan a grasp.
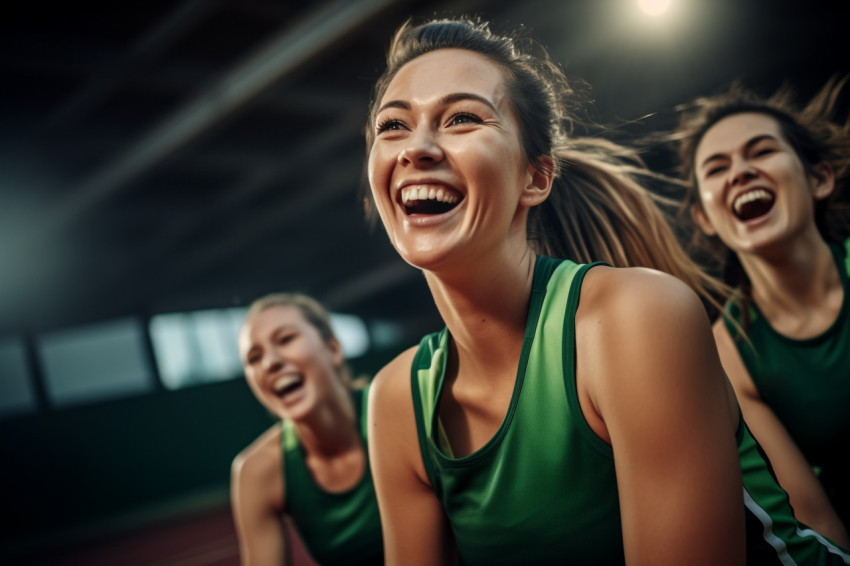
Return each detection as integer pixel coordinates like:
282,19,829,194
638,0,672,16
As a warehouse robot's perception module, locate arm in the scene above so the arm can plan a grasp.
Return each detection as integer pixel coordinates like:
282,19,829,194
368,347,457,566
231,426,291,566
713,322,850,546
576,267,744,566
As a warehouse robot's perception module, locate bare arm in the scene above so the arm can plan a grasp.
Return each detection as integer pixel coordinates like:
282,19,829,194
231,426,291,566
713,322,850,546
368,347,457,566
577,267,744,566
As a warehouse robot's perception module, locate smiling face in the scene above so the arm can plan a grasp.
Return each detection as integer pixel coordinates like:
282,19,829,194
692,112,834,255
239,304,344,421
367,48,550,271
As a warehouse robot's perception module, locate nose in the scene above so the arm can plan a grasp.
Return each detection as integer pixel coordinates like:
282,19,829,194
262,349,284,375
728,156,758,186
398,127,443,166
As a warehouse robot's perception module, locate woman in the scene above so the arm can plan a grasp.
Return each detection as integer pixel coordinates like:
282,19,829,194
230,293,383,566
364,17,850,565
674,77,850,545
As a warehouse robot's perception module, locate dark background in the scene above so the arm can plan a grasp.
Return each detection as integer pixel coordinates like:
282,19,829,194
1,0,848,564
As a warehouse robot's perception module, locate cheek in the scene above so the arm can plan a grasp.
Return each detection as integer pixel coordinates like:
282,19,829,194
367,148,397,222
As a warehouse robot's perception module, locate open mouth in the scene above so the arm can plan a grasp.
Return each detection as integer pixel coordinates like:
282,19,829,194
401,185,463,215
272,374,304,398
733,188,775,221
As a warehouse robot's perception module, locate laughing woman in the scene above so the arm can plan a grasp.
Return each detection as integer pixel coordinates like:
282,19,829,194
364,17,850,566
674,77,850,546
230,293,383,566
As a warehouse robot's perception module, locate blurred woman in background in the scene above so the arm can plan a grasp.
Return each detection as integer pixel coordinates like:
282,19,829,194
231,293,383,566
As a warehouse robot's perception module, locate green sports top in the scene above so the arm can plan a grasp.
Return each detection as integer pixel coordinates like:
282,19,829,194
411,255,850,565
724,238,850,527
281,384,384,566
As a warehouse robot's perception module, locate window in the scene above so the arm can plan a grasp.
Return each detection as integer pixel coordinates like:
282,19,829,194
37,318,155,408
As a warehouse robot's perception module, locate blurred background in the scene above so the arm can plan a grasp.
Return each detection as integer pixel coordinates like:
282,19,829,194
1,0,848,564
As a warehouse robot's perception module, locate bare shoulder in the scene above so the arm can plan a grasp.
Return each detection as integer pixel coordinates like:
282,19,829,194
368,344,430,484
579,265,709,331
711,316,758,399
231,424,285,507
576,266,731,430
369,345,419,409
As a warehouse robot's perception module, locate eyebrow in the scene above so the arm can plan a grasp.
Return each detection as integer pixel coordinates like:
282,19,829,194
699,134,779,170
376,92,500,117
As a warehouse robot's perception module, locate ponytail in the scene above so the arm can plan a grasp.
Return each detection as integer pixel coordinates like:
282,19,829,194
529,137,730,317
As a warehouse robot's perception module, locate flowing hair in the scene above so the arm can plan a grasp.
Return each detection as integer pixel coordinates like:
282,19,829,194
364,16,729,313
672,75,850,329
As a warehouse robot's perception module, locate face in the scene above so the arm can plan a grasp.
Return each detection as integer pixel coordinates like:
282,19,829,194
239,305,344,421
367,48,551,271
692,112,833,255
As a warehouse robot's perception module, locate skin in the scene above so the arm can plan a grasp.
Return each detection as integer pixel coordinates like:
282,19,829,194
367,48,745,565
692,112,849,546
230,305,363,566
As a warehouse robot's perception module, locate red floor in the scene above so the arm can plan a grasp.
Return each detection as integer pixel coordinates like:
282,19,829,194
6,504,318,566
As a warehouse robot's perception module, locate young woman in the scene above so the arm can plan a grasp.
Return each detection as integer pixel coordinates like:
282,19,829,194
674,77,850,545
230,293,383,566
364,17,850,566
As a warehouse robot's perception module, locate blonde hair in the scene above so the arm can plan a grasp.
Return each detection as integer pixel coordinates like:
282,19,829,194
243,292,357,387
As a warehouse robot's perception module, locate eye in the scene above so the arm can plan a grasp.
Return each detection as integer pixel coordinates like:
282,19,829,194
704,165,727,178
376,117,407,134
447,111,483,127
277,333,296,345
246,352,261,365
753,147,775,157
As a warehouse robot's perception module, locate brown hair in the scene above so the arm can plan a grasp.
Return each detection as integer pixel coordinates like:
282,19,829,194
673,75,850,323
365,17,728,312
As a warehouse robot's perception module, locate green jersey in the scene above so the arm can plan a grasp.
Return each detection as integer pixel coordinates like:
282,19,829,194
411,255,850,565
282,384,384,566
724,238,850,527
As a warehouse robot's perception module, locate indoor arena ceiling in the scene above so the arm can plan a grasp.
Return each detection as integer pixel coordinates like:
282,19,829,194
2,0,848,338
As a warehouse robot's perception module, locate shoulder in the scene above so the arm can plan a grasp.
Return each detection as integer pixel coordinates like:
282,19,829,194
579,265,709,330
711,317,758,400
576,266,727,424
231,424,285,507
369,345,419,414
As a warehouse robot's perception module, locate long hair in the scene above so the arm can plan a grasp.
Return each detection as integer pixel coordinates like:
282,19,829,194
673,76,850,324
365,17,728,312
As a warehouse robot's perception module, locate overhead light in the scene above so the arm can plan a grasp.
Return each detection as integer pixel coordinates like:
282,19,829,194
638,0,672,16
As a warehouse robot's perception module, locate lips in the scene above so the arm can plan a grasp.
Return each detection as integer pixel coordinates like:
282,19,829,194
732,188,775,221
271,374,303,398
399,183,463,215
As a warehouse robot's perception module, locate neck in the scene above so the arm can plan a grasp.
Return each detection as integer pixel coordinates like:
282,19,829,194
424,243,538,383
738,231,841,324
292,382,359,458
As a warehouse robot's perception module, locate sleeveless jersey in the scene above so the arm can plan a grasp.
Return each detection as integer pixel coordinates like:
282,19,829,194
282,384,384,566
724,238,850,527
412,255,850,565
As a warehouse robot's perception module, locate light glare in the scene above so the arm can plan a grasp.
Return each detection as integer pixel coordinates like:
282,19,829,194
638,0,671,16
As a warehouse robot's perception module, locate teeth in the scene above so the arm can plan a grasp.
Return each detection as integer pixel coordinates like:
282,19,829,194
401,185,460,205
733,189,773,215
273,375,300,394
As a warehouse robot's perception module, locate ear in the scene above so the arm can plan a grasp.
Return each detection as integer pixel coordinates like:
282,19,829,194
520,156,555,207
810,161,835,201
691,204,717,237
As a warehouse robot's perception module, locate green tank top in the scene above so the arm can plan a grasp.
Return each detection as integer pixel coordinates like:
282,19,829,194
412,255,850,565
281,384,384,566
724,238,850,526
